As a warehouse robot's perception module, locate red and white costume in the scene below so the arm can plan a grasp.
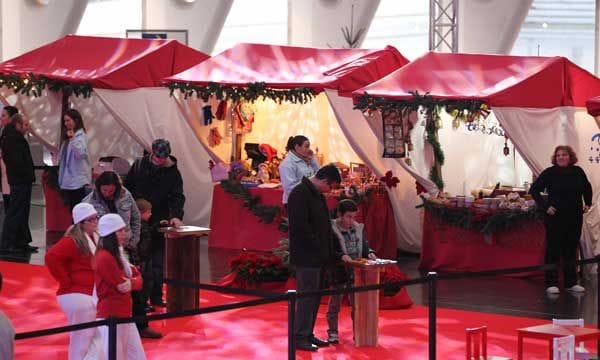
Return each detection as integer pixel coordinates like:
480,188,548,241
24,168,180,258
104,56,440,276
95,247,145,360
45,233,103,360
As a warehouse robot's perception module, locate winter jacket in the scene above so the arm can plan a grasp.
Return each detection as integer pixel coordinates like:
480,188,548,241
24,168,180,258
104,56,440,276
58,129,91,190
287,177,335,267
45,236,96,296
279,151,319,204
82,188,141,248
330,220,374,285
0,124,34,185
95,249,142,318
124,155,185,223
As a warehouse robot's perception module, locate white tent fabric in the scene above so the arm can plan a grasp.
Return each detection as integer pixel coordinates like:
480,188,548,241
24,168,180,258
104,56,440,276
394,109,532,197
0,89,143,164
326,90,421,252
94,88,213,226
495,107,600,268
0,88,212,227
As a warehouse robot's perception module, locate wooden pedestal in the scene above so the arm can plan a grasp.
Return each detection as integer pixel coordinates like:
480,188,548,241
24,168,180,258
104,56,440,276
161,226,210,312
349,260,397,347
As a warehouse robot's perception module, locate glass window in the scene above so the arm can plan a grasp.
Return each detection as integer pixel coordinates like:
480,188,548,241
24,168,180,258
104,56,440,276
212,0,288,55
512,0,595,73
362,0,429,60
77,0,142,38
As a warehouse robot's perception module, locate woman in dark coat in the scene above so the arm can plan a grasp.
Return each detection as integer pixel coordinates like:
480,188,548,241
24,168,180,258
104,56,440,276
529,145,592,294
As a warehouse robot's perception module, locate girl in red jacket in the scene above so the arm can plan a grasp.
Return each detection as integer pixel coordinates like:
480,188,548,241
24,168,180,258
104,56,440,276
95,213,145,360
45,202,103,360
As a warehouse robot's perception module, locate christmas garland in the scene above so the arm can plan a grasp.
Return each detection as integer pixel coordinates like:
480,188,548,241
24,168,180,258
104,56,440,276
0,73,93,98
355,91,489,190
219,180,282,224
420,199,543,235
165,81,318,104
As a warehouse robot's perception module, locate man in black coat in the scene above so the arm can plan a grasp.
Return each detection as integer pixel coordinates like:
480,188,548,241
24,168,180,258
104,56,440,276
0,114,35,254
124,138,185,307
287,163,341,352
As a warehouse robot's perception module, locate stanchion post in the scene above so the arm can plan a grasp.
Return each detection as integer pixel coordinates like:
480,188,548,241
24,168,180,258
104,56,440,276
287,290,297,360
596,257,600,353
108,316,117,360
428,271,437,360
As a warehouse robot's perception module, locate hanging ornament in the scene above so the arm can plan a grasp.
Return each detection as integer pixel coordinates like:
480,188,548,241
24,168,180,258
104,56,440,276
407,141,414,152
381,109,406,158
405,157,412,166
452,118,460,129
503,136,510,156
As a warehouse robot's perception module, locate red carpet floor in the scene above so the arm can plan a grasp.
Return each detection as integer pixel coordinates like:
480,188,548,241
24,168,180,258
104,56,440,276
0,261,594,359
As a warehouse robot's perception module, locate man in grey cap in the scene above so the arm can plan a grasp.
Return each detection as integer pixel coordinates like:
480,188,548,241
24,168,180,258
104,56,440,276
125,138,185,334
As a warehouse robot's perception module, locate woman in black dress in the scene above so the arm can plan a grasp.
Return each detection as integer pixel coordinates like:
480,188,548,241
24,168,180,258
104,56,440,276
530,145,592,294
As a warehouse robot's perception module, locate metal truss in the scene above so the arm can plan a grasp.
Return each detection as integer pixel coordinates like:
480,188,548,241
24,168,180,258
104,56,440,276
429,0,459,52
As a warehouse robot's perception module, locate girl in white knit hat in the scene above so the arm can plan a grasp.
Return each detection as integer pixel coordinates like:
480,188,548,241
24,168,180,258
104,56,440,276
95,213,146,360
45,202,104,360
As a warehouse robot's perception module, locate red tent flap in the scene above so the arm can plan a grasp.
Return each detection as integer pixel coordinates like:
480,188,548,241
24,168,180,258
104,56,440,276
0,35,209,89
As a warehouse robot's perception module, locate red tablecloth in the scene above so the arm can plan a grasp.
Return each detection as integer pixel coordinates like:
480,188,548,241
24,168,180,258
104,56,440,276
420,208,546,272
42,179,72,232
209,184,397,259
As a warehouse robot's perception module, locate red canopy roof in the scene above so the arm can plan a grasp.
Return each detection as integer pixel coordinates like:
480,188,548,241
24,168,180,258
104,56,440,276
165,43,408,95
0,35,209,89
353,52,600,108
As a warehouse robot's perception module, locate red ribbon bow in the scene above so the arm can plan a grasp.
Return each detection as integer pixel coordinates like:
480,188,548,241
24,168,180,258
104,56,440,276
380,171,399,189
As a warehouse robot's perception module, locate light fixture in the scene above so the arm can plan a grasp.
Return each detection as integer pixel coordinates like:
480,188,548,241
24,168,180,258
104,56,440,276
35,0,50,5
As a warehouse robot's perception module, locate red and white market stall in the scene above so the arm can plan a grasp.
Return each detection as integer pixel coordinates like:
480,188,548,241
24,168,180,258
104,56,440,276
164,43,409,258
351,52,600,272
0,35,212,230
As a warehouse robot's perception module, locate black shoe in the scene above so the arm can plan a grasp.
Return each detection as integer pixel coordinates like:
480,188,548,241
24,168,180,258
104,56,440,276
310,336,329,347
144,305,155,313
139,327,163,339
151,299,167,307
296,340,318,352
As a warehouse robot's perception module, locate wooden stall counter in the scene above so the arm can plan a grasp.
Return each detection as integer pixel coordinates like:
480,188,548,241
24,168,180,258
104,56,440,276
209,183,398,259
160,226,210,312
420,206,545,273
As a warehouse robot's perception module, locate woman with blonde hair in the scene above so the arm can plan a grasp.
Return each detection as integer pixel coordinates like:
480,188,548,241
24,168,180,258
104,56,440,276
45,202,103,360
530,145,593,294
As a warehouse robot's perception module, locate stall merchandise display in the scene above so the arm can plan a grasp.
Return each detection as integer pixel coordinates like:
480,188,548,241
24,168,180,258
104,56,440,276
421,191,542,235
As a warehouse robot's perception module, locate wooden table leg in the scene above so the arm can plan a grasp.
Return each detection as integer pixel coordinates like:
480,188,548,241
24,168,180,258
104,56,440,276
517,333,523,360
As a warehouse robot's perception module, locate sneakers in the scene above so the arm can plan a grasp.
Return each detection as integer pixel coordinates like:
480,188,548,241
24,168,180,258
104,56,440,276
546,285,585,294
567,284,585,293
327,332,339,344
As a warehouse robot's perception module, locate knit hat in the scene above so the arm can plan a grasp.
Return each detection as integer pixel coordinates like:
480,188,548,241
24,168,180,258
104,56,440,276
152,138,171,158
72,203,98,224
98,214,126,237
